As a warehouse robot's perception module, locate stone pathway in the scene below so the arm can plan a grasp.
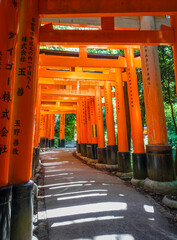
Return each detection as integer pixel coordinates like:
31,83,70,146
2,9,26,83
37,149,177,240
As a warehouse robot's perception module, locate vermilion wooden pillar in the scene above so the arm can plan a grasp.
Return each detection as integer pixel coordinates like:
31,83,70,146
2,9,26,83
125,47,146,180
40,114,46,148
0,1,19,187
95,86,106,163
45,114,49,147
34,85,41,148
90,97,98,159
104,81,117,165
0,2,20,239
80,98,87,156
141,16,176,183
76,102,81,153
59,113,65,147
90,97,98,145
171,15,177,94
8,1,40,239
51,114,55,147
86,97,92,144
115,69,131,173
9,0,40,184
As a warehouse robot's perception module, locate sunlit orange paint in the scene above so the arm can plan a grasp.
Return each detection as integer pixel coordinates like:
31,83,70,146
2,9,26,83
9,0,40,184
0,1,20,187
86,97,92,144
81,98,87,144
125,47,144,153
140,17,168,145
95,86,105,148
60,113,65,140
115,69,129,152
90,97,98,144
34,85,41,147
104,81,116,146
171,15,177,94
76,103,81,144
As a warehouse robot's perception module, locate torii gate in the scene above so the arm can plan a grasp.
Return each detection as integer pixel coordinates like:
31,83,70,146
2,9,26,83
1,1,177,240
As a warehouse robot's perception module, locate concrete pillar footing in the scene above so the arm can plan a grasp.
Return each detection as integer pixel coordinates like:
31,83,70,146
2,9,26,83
146,145,176,182
10,180,34,240
131,178,145,187
116,171,133,179
117,151,131,173
86,144,98,159
107,145,118,165
105,164,118,171
162,195,177,209
144,178,177,195
0,185,12,240
97,148,107,163
132,153,147,179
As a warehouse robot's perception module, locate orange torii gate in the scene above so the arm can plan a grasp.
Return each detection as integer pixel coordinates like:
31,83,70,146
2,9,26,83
1,1,177,239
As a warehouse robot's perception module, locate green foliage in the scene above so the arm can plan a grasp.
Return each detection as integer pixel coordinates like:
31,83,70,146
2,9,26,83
158,46,177,149
55,114,76,144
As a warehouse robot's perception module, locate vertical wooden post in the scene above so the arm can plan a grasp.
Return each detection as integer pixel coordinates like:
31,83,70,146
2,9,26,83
0,1,19,187
89,97,98,159
8,1,40,239
59,113,65,147
40,114,46,148
80,98,87,156
171,15,177,94
125,47,146,180
104,81,117,165
95,86,106,163
45,114,49,147
34,85,41,148
140,16,175,183
86,97,92,144
9,0,40,184
0,2,20,239
51,114,55,147
115,69,131,172
90,97,97,145
76,102,81,153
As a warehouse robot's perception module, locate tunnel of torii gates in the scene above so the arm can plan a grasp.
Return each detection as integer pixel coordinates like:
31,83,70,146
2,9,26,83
1,0,177,239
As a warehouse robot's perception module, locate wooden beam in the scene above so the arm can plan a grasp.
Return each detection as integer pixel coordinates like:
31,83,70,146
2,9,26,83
39,54,141,68
38,68,116,81
41,110,76,114
39,0,177,17
39,78,107,86
39,29,174,45
41,16,170,30
41,88,96,97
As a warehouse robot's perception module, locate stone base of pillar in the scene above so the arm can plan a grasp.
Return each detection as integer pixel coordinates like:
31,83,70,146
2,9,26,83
45,138,49,148
32,147,40,178
97,148,107,163
132,153,147,179
76,142,81,153
146,145,176,182
51,139,55,147
35,147,40,169
131,178,145,187
10,180,34,240
59,139,65,148
86,144,98,159
40,137,46,148
81,143,87,157
0,185,11,240
117,152,131,173
144,178,177,195
107,145,118,165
